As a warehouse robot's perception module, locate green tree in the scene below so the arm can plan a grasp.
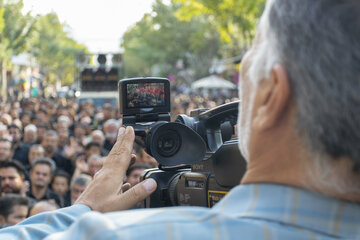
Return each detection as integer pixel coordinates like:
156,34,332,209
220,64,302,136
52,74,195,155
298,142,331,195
0,0,36,100
122,0,221,80
174,0,266,55
32,13,88,86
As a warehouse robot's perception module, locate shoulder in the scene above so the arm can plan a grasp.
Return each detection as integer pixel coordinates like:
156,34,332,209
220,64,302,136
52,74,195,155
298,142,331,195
51,206,274,240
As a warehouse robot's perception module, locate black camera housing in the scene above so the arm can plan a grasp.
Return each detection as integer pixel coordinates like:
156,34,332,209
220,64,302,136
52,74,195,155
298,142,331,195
141,102,247,208
118,77,246,208
142,139,246,208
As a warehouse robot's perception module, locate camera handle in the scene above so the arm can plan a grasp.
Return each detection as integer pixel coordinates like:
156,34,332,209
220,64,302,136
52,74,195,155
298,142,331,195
199,101,239,152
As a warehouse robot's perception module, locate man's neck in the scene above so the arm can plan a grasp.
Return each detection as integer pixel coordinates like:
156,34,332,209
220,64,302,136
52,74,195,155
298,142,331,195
31,185,47,200
240,124,360,203
45,151,55,158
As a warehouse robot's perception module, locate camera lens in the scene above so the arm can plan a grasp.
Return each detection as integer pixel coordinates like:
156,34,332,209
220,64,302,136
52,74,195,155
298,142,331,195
156,130,181,157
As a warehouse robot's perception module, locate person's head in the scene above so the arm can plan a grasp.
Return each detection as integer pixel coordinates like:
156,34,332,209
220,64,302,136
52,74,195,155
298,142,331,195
126,163,151,187
80,116,91,126
74,123,86,139
90,130,105,147
0,114,12,126
23,124,37,144
0,138,12,162
36,123,48,143
20,110,32,127
0,124,10,140
56,121,68,133
51,170,70,196
70,174,91,204
41,130,58,156
0,161,25,194
238,0,360,200
85,142,101,159
29,200,58,217
133,137,157,167
87,155,103,177
103,119,120,141
38,108,49,124
28,144,45,166
30,158,56,188
57,116,70,132
9,108,19,120
57,130,69,150
8,124,21,144
102,104,114,120
0,194,29,226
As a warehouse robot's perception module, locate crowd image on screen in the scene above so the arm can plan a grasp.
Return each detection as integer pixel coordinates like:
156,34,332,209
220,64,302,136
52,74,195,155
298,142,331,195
0,83,237,228
127,83,166,108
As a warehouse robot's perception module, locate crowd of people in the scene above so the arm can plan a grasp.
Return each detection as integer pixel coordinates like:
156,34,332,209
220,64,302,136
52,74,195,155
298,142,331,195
0,1,359,239
0,89,236,228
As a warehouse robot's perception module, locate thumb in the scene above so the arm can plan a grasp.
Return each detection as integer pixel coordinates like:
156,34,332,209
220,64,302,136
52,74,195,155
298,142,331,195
114,179,157,211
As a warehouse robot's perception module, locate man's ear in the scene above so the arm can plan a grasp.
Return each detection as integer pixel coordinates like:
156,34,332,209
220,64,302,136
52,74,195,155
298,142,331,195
253,64,290,130
0,215,6,225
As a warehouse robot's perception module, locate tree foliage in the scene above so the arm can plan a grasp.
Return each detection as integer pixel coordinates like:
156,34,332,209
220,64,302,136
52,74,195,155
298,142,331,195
122,0,221,80
32,13,88,85
174,0,266,55
0,0,36,99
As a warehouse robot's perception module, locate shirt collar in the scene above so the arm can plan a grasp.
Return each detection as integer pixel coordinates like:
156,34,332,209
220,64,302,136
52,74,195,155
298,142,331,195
214,183,360,239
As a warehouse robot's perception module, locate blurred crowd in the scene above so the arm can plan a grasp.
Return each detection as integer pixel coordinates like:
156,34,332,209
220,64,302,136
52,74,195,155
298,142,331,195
0,88,237,228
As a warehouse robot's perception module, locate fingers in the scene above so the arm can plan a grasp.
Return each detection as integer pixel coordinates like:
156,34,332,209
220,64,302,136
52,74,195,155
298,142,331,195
121,183,131,193
130,154,136,166
113,179,157,211
105,127,135,170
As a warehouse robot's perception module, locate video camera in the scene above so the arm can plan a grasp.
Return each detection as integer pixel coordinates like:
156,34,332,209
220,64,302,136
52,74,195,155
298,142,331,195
119,77,246,208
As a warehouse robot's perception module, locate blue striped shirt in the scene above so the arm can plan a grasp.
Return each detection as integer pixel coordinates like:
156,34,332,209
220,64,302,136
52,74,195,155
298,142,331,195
0,183,359,239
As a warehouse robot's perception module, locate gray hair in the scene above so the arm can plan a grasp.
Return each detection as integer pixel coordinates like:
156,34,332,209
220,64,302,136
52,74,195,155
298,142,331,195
262,0,360,192
30,144,44,151
103,119,120,130
24,124,37,132
43,130,58,140
70,174,92,189
91,130,105,141
31,157,57,174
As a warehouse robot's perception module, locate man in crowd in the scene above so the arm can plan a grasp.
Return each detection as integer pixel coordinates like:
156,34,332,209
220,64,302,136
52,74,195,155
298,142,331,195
87,154,103,178
0,125,10,140
28,144,45,167
29,200,58,217
0,139,12,162
84,142,101,160
125,163,151,187
69,174,91,205
27,158,61,207
90,130,108,156
102,103,114,123
133,137,157,167
23,124,37,145
103,119,120,151
0,194,29,228
0,161,26,196
0,0,360,239
41,130,73,174
35,123,48,144
51,170,71,207
8,124,29,165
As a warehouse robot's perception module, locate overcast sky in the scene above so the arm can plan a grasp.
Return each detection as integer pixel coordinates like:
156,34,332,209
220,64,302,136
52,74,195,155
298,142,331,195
23,0,155,53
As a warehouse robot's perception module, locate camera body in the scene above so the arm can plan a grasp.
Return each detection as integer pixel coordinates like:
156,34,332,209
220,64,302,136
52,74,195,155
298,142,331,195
142,139,246,208
119,77,246,208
